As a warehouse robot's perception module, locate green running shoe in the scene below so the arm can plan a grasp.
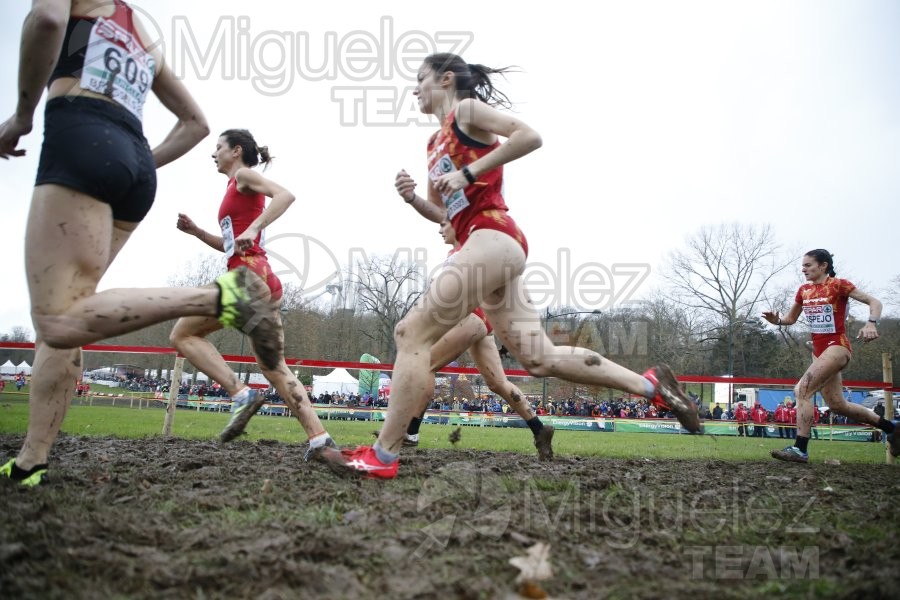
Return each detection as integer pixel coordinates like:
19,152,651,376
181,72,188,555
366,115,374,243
216,267,255,329
215,267,281,370
1,458,48,487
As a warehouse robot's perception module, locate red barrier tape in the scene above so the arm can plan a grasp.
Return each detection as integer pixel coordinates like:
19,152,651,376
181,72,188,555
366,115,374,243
2,341,896,391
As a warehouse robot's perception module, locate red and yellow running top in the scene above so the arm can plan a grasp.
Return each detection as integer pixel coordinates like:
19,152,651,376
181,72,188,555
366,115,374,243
795,276,855,357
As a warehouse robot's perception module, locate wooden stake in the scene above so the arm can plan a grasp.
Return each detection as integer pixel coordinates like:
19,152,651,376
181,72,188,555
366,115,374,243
162,357,184,437
884,352,894,465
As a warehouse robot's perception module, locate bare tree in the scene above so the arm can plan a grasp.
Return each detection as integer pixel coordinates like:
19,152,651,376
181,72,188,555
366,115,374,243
166,253,224,287
664,223,794,375
634,295,707,375
345,254,427,360
885,274,900,311
4,326,33,343
0,326,35,366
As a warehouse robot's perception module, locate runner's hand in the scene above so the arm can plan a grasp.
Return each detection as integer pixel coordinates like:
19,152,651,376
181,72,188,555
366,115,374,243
434,170,467,196
857,322,879,343
176,213,199,236
762,311,780,325
0,114,32,159
395,169,417,202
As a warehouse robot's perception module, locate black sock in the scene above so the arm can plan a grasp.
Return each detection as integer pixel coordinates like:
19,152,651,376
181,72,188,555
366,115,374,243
10,461,48,481
795,436,810,453
526,417,544,436
407,416,423,436
876,417,895,434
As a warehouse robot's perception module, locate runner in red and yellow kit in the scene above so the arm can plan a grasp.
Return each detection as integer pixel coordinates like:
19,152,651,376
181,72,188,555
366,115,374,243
402,220,555,460
173,129,334,453
763,249,897,462
322,53,701,479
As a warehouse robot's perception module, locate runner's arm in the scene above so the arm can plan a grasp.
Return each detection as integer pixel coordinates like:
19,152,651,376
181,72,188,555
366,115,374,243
234,168,295,239
150,57,209,168
849,288,882,341
0,0,69,158
763,302,803,326
455,98,542,179
177,213,225,252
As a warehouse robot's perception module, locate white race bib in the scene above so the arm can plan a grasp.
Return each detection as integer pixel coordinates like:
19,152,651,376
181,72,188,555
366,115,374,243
220,216,235,259
80,17,155,119
429,153,469,219
803,304,836,334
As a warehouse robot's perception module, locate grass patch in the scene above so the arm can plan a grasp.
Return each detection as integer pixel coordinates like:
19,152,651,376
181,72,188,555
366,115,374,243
0,394,890,463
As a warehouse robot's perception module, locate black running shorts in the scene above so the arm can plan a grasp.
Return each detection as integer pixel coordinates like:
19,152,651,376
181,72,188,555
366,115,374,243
36,96,156,223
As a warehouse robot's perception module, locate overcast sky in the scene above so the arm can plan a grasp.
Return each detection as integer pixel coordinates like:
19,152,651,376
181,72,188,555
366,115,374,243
2,0,898,337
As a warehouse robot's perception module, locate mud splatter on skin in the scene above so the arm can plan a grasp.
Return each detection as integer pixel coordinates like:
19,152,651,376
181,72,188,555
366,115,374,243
58,222,68,235
584,354,601,366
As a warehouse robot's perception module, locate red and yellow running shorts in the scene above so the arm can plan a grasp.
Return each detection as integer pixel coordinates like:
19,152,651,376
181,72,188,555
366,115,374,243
227,255,283,302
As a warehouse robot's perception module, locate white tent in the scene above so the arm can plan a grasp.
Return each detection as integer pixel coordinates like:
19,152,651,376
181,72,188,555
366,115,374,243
312,368,359,397
0,360,15,375
16,361,32,375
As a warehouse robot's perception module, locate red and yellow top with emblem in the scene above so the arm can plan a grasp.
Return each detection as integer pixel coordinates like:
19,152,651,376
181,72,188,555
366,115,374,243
794,277,855,357
218,178,282,301
427,109,528,255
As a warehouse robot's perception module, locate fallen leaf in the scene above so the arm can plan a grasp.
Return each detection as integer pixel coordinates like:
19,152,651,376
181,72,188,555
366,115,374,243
518,581,548,599
509,542,553,585
260,479,273,494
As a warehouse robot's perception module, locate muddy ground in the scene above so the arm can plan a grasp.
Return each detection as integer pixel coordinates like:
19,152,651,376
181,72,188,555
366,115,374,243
1,433,898,600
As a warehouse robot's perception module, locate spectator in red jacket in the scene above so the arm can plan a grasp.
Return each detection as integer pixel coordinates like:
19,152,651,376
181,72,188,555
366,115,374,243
734,402,749,437
774,402,788,438
786,401,797,439
751,401,769,437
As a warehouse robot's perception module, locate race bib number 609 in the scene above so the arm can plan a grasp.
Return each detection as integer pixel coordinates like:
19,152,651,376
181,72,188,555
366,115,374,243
80,17,155,119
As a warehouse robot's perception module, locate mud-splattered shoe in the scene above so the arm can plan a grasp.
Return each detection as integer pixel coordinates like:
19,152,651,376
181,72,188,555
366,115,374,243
771,446,809,464
643,365,703,434
219,390,266,443
318,445,399,479
887,423,900,458
304,436,338,462
215,267,281,370
533,425,555,461
402,434,419,447
1,458,48,487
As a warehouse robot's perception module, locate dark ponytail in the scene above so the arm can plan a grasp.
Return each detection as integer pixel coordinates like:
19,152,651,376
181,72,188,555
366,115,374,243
424,53,516,109
805,249,836,277
220,129,274,170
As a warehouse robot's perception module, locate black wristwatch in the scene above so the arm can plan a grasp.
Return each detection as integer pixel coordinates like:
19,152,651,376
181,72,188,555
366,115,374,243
867,319,880,325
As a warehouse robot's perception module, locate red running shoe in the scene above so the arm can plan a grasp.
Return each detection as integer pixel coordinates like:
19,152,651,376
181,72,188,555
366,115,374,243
643,365,703,434
318,445,399,479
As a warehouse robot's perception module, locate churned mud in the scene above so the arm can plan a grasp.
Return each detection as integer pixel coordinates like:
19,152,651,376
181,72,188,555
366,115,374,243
1,434,897,599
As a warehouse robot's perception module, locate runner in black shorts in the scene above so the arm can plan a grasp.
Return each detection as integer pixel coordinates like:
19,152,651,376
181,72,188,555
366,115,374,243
0,0,275,487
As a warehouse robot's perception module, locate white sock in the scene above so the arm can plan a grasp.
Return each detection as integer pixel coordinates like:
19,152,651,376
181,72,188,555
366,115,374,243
308,432,330,448
232,387,251,402
406,433,419,442
642,377,656,399
373,441,399,464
